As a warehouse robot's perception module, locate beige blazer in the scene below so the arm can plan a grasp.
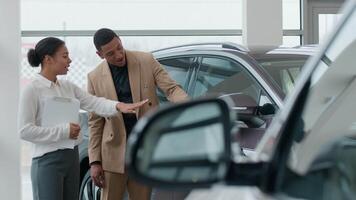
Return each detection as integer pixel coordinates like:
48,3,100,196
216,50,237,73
87,50,188,173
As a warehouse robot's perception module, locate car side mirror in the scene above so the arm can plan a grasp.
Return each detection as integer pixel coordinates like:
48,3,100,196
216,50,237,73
126,98,233,188
259,103,276,115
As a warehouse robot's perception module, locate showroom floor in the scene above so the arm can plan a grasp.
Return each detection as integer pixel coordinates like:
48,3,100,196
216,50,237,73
20,142,189,200
22,166,32,200
21,141,33,200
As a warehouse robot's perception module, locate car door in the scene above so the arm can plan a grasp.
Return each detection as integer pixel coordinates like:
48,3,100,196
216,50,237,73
190,55,277,151
156,56,197,102
255,3,356,198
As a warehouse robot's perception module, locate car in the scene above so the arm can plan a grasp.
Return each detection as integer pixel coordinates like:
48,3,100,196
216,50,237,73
125,0,356,199
155,42,315,152
78,43,315,199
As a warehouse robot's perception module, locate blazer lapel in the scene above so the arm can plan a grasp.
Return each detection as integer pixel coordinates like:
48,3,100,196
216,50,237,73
100,61,119,101
126,50,141,104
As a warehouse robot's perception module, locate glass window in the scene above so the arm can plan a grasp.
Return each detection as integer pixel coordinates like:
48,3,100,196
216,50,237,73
20,36,242,89
202,57,238,71
324,13,356,62
193,57,277,151
21,37,99,90
318,14,343,44
21,0,302,31
193,56,267,104
280,67,301,94
282,36,301,47
258,57,308,96
283,0,301,29
159,57,194,90
124,36,243,52
21,0,243,30
157,57,195,102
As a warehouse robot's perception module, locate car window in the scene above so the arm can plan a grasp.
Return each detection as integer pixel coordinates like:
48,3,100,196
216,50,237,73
258,58,307,96
157,57,195,102
159,57,194,90
193,56,271,106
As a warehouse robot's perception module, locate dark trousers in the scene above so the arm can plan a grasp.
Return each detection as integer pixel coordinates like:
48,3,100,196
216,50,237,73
31,146,79,200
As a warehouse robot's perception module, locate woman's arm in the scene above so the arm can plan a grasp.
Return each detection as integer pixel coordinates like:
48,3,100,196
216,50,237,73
72,82,147,117
72,82,118,117
18,85,70,144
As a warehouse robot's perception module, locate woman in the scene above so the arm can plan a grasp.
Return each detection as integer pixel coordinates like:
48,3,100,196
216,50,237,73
18,37,147,200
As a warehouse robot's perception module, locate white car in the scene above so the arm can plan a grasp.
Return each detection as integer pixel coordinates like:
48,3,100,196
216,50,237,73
126,0,356,199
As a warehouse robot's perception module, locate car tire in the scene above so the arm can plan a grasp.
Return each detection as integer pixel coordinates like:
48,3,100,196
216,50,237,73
79,169,101,200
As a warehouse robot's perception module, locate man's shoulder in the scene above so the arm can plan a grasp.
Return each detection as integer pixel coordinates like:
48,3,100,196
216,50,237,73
127,50,154,61
88,61,106,77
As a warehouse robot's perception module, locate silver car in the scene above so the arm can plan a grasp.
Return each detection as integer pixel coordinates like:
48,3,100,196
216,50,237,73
126,0,356,199
79,44,314,200
154,43,315,152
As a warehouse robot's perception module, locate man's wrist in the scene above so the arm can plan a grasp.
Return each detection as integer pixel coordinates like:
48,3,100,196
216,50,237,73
116,102,121,112
90,161,101,167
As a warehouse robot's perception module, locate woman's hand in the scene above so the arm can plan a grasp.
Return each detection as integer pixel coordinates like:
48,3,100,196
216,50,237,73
116,99,148,114
69,123,81,139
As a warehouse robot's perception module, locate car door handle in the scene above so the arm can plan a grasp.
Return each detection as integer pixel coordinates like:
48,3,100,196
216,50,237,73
232,106,247,110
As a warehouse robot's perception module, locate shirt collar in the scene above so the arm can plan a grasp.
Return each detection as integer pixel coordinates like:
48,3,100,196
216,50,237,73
108,57,128,70
34,73,61,88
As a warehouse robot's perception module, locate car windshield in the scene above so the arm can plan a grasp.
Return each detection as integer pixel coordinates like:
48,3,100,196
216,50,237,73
255,3,356,174
256,55,309,96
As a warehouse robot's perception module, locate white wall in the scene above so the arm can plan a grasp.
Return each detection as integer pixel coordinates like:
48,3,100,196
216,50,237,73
0,0,21,199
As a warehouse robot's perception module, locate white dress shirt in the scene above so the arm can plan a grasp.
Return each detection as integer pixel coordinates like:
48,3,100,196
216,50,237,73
18,74,118,158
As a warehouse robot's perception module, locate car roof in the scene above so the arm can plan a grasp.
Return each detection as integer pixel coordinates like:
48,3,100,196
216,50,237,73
151,42,249,54
152,42,317,58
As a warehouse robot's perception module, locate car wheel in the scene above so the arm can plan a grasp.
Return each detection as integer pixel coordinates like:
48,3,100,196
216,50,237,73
79,169,101,200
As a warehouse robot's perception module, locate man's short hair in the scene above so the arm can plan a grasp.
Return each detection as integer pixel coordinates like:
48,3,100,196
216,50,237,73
93,28,118,51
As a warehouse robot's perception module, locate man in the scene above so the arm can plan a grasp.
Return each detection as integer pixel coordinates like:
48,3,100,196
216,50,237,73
87,28,188,200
